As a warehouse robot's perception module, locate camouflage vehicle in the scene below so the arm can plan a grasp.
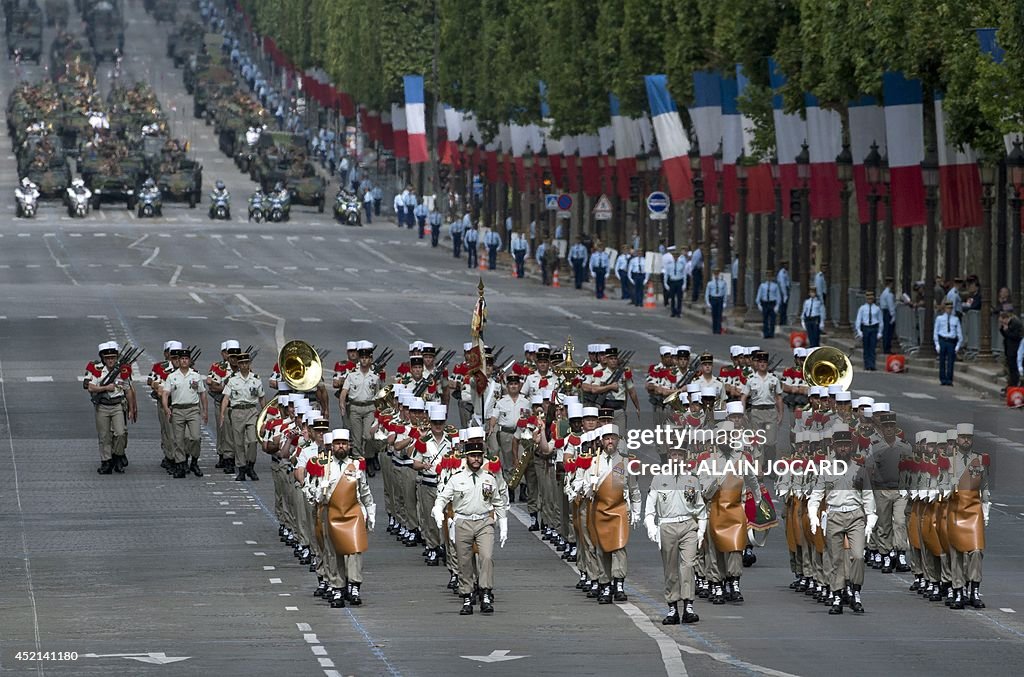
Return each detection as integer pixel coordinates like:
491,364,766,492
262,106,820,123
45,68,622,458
16,135,72,200
7,4,43,62
166,19,203,67
26,160,72,200
143,137,202,208
83,0,123,60
248,134,327,211
44,0,67,28
49,33,96,80
286,171,327,212
193,71,233,121
81,157,140,209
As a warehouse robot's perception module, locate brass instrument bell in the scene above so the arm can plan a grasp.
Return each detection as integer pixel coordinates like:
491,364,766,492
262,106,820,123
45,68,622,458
802,346,853,391
278,340,322,392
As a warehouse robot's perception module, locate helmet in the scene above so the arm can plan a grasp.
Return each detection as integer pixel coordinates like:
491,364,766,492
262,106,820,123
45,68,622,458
21,177,31,188
274,182,284,192
216,180,225,191
144,178,155,188
72,178,85,188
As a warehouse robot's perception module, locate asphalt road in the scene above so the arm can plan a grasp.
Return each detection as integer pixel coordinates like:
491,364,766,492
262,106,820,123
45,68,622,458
1,4,1023,677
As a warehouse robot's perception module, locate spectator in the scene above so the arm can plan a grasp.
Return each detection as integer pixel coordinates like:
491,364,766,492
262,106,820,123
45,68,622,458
1000,311,1023,388
965,277,982,311
997,286,1014,314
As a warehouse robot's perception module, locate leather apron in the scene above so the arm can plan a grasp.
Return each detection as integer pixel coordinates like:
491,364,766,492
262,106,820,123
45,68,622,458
327,469,368,555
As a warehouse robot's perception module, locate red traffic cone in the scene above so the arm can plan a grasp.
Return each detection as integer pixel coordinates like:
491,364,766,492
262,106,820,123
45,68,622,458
552,268,560,287
643,281,656,308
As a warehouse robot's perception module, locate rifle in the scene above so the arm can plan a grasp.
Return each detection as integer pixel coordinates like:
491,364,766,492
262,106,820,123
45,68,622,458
413,349,456,397
371,347,393,373
678,348,708,387
90,344,143,405
768,356,784,373
593,350,634,408
187,345,202,366
491,346,505,365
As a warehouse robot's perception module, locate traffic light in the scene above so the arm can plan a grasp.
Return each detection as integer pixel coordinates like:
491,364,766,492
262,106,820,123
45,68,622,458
789,188,801,225
693,177,705,208
542,171,552,189
629,175,640,200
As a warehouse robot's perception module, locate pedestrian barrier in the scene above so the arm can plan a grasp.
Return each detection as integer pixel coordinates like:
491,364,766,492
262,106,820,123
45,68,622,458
894,305,923,353
885,354,906,373
643,281,656,308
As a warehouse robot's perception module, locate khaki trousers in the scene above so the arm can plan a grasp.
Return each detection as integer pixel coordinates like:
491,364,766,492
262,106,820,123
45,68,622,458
497,431,516,485
951,549,983,587
417,483,440,548
538,459,560,530
399,465,419,531
597,546,627,584
455,517,494,594
826,509,866,590
229,406,259,465
578,499,599,580
660,520,698,602
345,553,363,583
706,533,741,581
94,402,125,461
873,489,906,553
271,461,293,528
320,507,346,588
157,402,173,459
457,397,472,427
169,404,200,462
214,400,233,460
348,404,375,458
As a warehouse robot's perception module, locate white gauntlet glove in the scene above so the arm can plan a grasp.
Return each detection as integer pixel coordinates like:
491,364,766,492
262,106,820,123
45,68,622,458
644,515,659,544
431,507,444,531
808,514,820,534
366,509,375,532
696,518,707,546
864,513,878,542
982,502,990,527
498,517,508,548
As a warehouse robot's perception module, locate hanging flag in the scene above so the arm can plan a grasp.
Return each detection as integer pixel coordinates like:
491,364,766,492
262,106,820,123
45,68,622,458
379,110,394,151
391,104,408,159
848,96,887,225
442,105,462,167
882,72,926,227
768,59,806,218
435,105,448,165
578,134,602,197
643,74,693,202
562,136,580,194
804,93,842,219
691,71,722,204
935,92,982,229
403,75,429,164
609,93,643,200
734,66,773,214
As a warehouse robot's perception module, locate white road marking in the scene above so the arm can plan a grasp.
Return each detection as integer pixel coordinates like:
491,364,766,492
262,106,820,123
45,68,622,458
253,552,266,556
224,265,239,269
235,294,286,352
303,634,319,644
232,521,243,525
319,659,335,667
269,578,282,584
1000,608,1016,613
69,232,82,237
296,623,312,632
351,318,371,323
137,315,158,320
189,292,205,304
300,317,322,322
36,315,58,319
358,240,397,265
263,566,275,571
87,315,108,319
286,606,299,611
903,392,936,400
225,511,236,515
169,265,183,286
191,264,207,269
93,233,107,237
856,389,885,397
261,235,274,240
311,646,327,656
315,267,329,271
187,315,208,320
26,377,53,383
236,234,248,239
17,233,30,237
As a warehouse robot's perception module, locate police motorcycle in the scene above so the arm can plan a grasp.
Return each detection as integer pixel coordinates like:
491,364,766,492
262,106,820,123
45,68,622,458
137,178,163,218
15,178,39,218
267,182,291,222
209,180,231,220
66,178,92,218
333,187,361,226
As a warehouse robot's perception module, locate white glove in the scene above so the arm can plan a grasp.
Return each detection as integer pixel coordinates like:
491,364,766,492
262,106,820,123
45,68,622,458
899,490,909,498
982,502,990,526
696,518,706,546
820,512,828,537
498,517,508,548
360,505,367,522
432,507,444,531
629,508,641,527
366,510,375,531
809,515,819,534
644,515,658,543
865,513,878,542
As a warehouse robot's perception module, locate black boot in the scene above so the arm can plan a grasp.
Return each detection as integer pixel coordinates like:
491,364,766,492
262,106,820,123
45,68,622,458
576,572,588,589
518,485,527,503
161,457,172,472
613,578,627,602
850,586,865,614
567,544,578,562
480,588,494,614
447,572,459,590
829,593,843,615
586,580,599,598
247,463,259,481
528,513,540,531
173,461,187,478
682,599,699,623
970,582,986,609
928,582,943,601
598,584,613,604
711,584,725,605
944,583,954,607
556,536,567,552
330,588,346,608
796,577,809,592
732,578,744,603
697,578,710,599
896,550,911,572
314,578,327,598
460,594,474,615
112,455,126,473
222,458,235,475
742,545,757,567
309,556,319,572
189,457,203,477
662,601,680,625
349,582,362,606
235,465,247,481
951,587,965,610
881,552,893,574
215,455,225,469
789,574,802,589
97,459,113,474
427,548,440,566
910,575,922,591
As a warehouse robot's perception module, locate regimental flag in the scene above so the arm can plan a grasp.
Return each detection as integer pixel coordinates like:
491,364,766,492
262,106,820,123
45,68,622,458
882,72,926,227
691,71,722,204
934,92,982,230
391,103,408,160
469,281,489,394
805,92,843,219
848,96,888,225
643,74,693,202
734,66,773,214
768,59,806,218
402,75,428,164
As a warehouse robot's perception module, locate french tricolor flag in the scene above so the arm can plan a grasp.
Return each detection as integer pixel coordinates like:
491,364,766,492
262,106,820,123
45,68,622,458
403,75,429,164
379,110,393,150
882,72,926,227
609,93,640,201
935,92,982,229
643,74,692,202
804,93,842,219
848,96,887,225
562,135,580,194
731,67,773,214
442,105,462,167
390,103,408,159
691,71,722,204
768,59,805,218
578,134,602,197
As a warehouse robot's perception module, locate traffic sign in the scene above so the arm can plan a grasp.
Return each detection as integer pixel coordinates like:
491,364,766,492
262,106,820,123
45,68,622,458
545,194,558,210
593,194,613,220
557,193,573,211
647,191,669,214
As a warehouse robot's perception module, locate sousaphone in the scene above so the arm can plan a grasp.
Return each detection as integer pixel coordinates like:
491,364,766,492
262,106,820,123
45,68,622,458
802,346,853,391
279,340,323,392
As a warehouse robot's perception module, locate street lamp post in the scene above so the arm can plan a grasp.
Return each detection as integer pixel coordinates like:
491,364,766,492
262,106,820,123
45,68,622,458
979,155,997,360
714,142,728,275
769,154,780,271
735,156,748,316
796,142,810,300
689,146,703,249
922,149,939,358
864,142,882,293
836,144,853,333
1008,140,1024,314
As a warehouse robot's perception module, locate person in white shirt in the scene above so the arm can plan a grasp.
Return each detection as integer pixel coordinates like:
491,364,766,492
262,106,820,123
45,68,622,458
801,287,826,348
705,269,728,334
777,262,791,325
854,291,883,371
661,247,677,309
664,250,688,318
627,249,648,307
934,300,964,385
879,277,898,354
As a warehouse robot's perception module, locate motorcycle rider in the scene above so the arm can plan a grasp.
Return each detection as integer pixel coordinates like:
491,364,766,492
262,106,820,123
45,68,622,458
245,126,261,147
209,180,230,218
248,189,266,222
17,177,40,200
67,178,92,214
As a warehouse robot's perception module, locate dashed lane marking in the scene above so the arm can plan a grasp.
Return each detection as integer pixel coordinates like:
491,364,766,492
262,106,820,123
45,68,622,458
300,318,322,322
285,606,299,611
269,578,282,584
26,377,53,382
36,315,57,319
903,392,936,400
1000,608,1016,613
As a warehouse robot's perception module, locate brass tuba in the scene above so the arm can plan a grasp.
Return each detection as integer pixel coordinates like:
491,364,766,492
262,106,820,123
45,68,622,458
256,395,279,439
279,340,322,392
802,346,853,391
664,390,687,413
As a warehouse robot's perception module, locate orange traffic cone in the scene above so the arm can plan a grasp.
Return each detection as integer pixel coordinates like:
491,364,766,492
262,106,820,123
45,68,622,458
552,268,560,287
479,247,487,271
643,281,657,308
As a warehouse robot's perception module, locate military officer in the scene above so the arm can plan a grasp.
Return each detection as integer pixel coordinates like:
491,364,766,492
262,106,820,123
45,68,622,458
414,404,451,566
221,352,265,481
741,350,783,464
85,341,137,474
161,347,208,478
589,245,610,299
801,288,826,348
340,341,382,474
947,423,990,609
755,270,782,338
464,223,479,268
483,228,501,269
645,444,707,624
432,439,508,615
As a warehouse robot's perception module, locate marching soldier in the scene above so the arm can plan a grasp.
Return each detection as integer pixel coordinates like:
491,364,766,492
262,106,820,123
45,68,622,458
646,347,678,460
220,352,265,481
781,348,809,410
432,437,508,615
414,404,452,566
85,341,137,474
451,343,473,427
207,340,238,473
740,350,783,465
161,346,208,479
322,428,375,607
148,341,178,472
870,411,912,573
340,341,382,475
692,352,726,409
487,373,529,493
645,444,707,624
585,424,641,604
392,397,427,546
947,423,990,609
581,346,639,433
807,424,876,614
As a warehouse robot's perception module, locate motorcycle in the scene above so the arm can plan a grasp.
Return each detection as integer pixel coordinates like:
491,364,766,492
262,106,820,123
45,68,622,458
15,186,38,218
248,192,266,222
137,187,163,218
333,192,362,226
209,191,231,220
267,192,290,222
67,187,91,218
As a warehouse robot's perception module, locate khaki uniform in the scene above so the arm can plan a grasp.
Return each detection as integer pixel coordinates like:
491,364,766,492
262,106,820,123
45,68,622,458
320,456,375,586
742,372,782,454
948,451,989,588
585,451,641,584
491,394,530,484
163,368,206,462
343,367,381,458
870,437,912,555
434,467,508,595
207,361,234,461
646,473,707,603
808,458,876,592
416,432,451,550
85,360,131,462
223,371,264,467
148,360,173,460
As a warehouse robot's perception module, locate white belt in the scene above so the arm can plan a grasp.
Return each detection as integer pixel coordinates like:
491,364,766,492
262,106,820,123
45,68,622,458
828,504,863,513
657,516,694,524
455,513,491,521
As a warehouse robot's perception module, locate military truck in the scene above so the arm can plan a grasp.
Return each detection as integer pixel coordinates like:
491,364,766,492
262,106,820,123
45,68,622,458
7,3,43,62
143,137,202,208
83,0,124,60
